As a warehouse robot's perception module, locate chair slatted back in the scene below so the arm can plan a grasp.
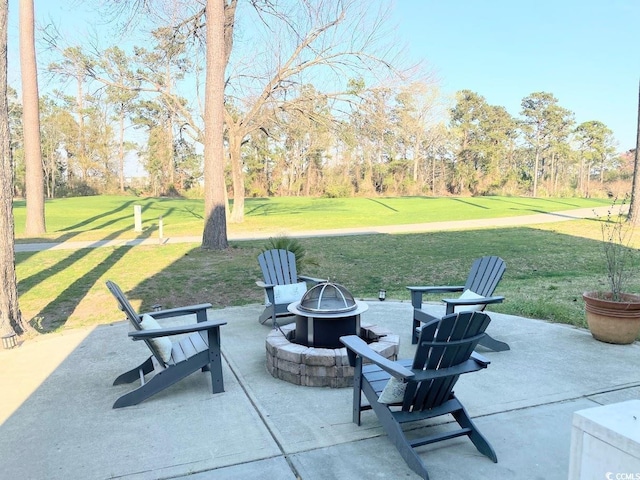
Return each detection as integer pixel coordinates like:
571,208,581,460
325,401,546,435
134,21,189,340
404,312,491,412
258,249,298,286
106,280,164,364
464,256,506,297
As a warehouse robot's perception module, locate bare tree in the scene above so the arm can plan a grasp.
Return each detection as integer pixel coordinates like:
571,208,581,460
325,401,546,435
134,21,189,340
102,47,139,192
223,0,408,222
19,0,46,234
59,0,236,249
629,79,640,224
0,0,26,336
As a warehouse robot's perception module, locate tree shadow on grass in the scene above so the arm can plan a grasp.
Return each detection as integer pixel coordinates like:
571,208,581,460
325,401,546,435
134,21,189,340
17,199,169,245
481,196,602,211
125,243,265,314
58,200,138,233
18,225,155,297
30,245,135,333
22,223,156,333
14,251,38,266
367,198,399,212
450,197,491,210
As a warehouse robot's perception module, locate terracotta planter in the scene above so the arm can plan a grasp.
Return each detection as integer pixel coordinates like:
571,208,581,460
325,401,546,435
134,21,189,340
582,291,640,344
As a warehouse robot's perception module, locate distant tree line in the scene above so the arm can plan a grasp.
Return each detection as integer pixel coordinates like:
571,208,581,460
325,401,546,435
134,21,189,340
9,77,630,201
10,1,631,215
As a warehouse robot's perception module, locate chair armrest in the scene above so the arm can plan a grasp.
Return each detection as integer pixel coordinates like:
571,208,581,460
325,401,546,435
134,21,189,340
340,335,414,380
129,319,227,340
442,295,504,306
442,295,504,314
256,281,276,305
406,286,465,293
471,351,490,367
406,286,465,309
298,275,326,285
410,355,488,382
143,303,212,320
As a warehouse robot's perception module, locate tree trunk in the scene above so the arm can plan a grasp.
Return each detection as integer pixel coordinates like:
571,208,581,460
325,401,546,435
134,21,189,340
202,0,229,250
533,146,540,197
202,0,236,246
118,112,125,192
201,0,228,250
228,130,245,223
0,0,25,336
19,0,45,235
412,136,420,183
578,154,585,196
629,79,640,224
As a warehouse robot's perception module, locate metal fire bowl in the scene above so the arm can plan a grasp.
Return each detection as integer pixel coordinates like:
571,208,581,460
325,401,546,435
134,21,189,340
287,300,369,318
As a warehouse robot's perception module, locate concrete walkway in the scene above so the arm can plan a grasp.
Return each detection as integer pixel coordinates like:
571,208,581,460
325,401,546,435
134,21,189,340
14,206,612,252
0,301,638,479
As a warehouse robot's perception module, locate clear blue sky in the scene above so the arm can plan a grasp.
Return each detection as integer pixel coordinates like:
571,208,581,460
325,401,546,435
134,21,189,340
9,0,639,154
392,0,639,151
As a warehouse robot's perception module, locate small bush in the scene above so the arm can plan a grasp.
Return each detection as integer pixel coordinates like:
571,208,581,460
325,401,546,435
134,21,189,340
262,236,319,271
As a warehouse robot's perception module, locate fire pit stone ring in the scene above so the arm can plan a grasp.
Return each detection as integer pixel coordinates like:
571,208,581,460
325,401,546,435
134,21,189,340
266,322,400,388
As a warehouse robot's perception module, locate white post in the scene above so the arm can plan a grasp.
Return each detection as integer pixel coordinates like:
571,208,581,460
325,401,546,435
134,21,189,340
134,205,142,232
158,216,163,243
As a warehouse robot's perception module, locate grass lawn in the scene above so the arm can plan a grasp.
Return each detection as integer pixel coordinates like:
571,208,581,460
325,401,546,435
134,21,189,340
13,195,609,241
13,195,638,337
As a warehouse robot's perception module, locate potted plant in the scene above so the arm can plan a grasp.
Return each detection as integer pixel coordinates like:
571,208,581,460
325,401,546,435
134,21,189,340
583,197,640,344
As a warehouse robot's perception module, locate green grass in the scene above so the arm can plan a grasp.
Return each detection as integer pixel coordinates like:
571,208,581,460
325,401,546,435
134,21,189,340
12,195,633,336
12,195,610,242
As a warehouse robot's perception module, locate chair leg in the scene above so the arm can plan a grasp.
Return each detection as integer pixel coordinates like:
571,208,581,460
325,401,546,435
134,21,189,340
352,357,363,426
113,357,154,385
359,376,430,479
478,333,510,352
384,417,430,480
113,354,211,409
365,393,430,480
207,327,224,394
258,306,274,325
412,318,420,344
113,371,174,408
452,404,498,463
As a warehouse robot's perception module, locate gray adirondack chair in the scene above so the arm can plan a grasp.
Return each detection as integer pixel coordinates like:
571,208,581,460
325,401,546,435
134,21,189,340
407,255,508,351
106,280,226,409
340,311,498,480
256,249,324,327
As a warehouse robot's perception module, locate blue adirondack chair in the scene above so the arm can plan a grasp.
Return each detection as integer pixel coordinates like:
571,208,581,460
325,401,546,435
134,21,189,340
107,280,226,408
407,255,508,351
340,311,498,480
256,249,324,327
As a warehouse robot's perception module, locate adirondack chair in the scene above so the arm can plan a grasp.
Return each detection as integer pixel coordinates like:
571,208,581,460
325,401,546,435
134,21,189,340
407,256,508,351
256,249,324,327
106,280,227,409
340,311,498,480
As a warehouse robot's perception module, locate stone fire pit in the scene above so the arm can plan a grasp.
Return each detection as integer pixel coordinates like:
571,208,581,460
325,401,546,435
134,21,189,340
266,323,400,388
265,282,400,387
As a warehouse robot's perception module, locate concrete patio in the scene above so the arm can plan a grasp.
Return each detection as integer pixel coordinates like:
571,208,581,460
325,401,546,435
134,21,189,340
1,301,639,480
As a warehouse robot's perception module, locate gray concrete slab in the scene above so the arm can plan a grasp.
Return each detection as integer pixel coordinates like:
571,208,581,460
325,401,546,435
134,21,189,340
0,321,281,480
177,457,298,480
289,398,600,480
1,300,639,480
